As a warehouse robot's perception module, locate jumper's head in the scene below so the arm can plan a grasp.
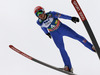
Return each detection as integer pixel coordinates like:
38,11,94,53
34,6,46,19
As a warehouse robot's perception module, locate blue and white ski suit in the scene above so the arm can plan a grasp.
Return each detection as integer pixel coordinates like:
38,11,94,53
37,11,94,69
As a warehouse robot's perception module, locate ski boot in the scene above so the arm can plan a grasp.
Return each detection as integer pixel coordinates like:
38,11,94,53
59,66,73,73
92,46,96,52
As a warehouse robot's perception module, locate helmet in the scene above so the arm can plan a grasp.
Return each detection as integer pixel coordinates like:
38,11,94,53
34,6,44,16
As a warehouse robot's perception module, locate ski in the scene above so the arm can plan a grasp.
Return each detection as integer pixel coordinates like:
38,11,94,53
9,45,76,75
71,0,100,59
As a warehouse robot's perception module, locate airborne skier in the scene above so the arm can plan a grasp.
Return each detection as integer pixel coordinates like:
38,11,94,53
34,6,96,72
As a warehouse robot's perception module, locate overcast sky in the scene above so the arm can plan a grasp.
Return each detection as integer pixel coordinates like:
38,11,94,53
0,0,100,75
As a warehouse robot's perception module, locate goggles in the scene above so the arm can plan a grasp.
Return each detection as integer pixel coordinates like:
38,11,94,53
36,10,44,16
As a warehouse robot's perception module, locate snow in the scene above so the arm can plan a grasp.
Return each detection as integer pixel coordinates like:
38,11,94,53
0,0,100,75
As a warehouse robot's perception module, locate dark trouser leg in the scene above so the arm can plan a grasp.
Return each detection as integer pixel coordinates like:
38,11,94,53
51,32,72,69
61,24,94,52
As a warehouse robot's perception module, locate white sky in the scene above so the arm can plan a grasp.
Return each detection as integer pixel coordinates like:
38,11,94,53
0,0,100,75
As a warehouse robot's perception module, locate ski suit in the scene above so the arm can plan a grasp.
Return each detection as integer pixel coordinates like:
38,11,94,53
36,11,94,69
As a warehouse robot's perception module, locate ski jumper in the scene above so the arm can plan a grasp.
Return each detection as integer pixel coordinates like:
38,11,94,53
37,11,94,69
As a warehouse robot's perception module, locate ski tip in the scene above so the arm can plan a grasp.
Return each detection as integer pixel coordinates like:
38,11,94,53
9,45,13,48
71,0,74,2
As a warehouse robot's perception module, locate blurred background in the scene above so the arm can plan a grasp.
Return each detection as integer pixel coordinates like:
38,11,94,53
0,0,100,75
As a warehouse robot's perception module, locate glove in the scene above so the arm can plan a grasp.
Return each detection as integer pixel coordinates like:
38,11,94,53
46,33,51,39
71,17,79,23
